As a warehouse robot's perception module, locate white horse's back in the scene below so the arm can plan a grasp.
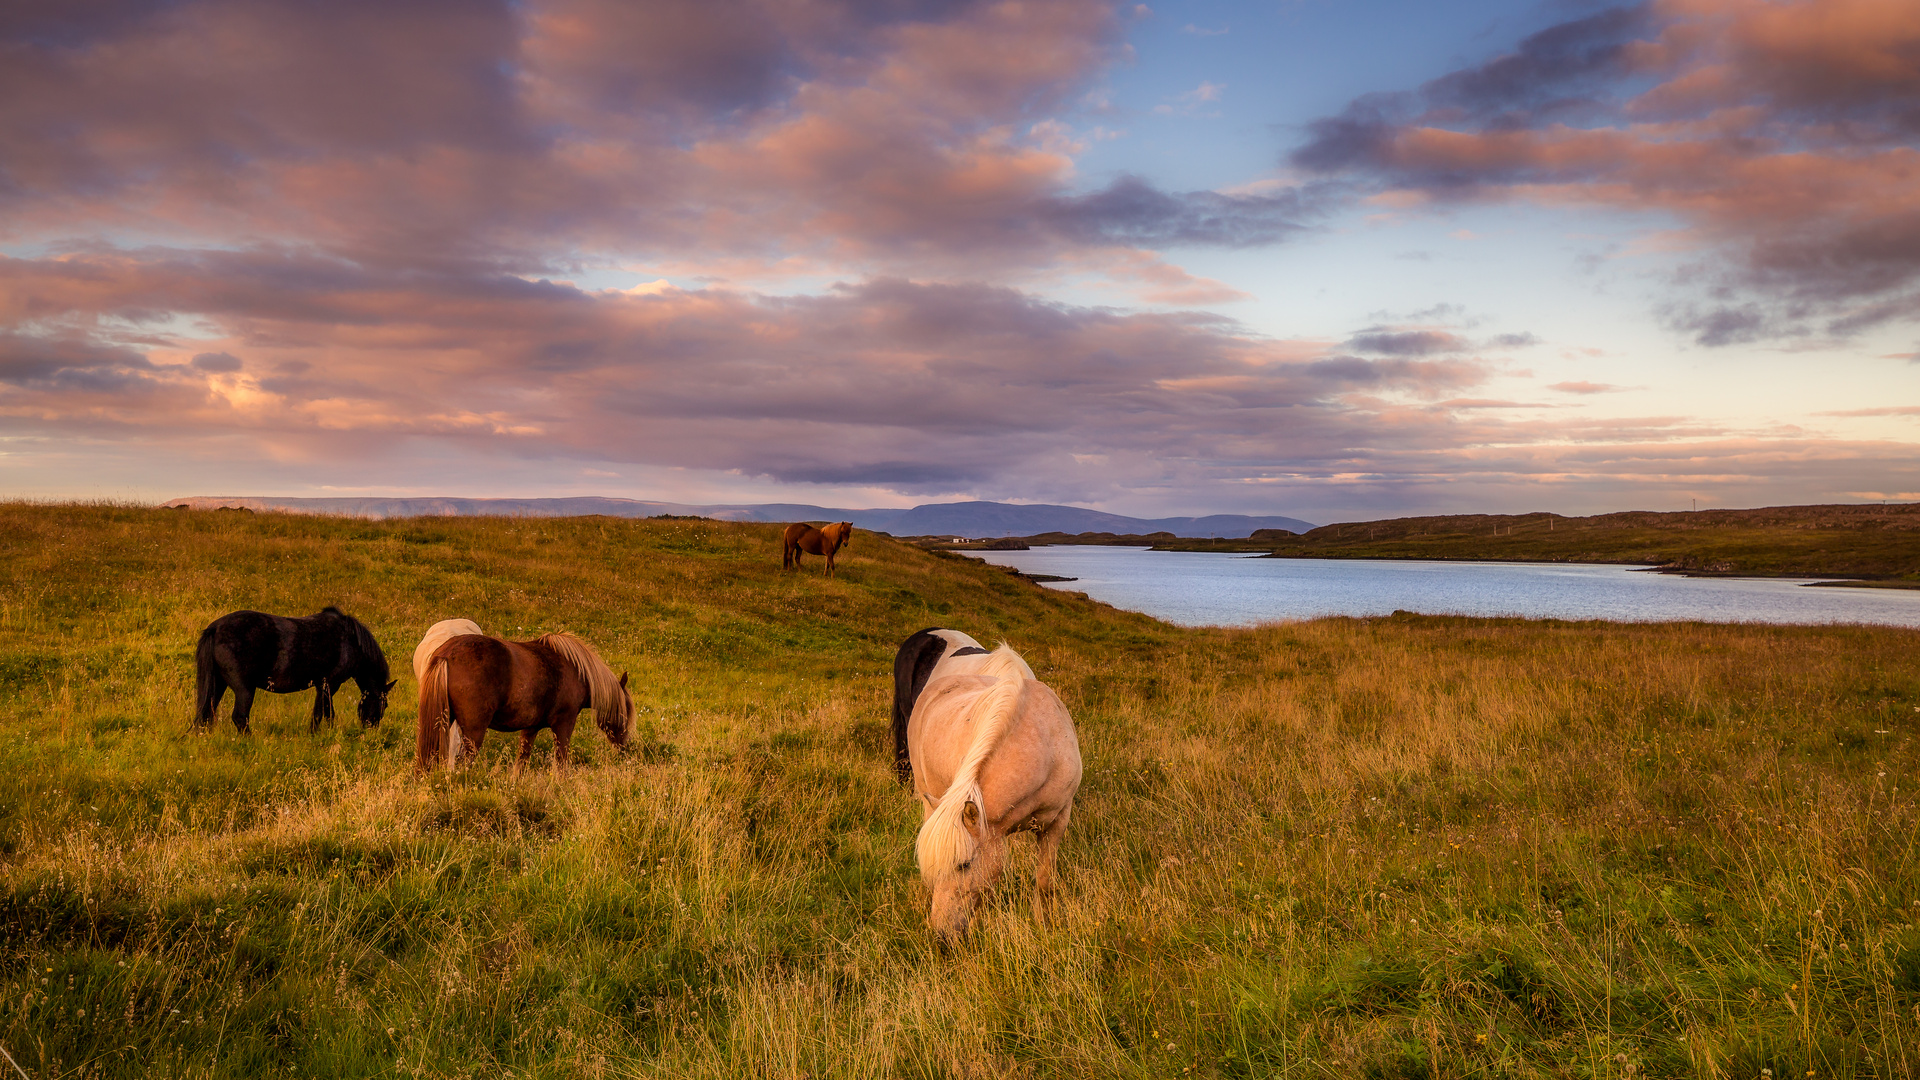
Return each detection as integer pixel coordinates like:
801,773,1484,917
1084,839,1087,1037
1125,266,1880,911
907,643,1080,940
413,618,484,684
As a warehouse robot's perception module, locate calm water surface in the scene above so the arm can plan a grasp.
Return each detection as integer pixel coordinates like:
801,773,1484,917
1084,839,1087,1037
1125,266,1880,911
973,547,1920,628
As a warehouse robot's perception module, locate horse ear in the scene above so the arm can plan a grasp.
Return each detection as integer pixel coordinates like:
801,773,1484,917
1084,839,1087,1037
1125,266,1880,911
961,801,980,830
385,680,397,692
619,671,629,689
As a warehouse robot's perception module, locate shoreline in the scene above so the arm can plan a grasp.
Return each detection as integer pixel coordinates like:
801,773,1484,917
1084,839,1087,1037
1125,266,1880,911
1006,543,1920,590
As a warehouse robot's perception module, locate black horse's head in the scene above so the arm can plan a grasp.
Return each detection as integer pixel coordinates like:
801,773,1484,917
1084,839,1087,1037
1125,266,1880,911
347,617,395,726
357,675,398,726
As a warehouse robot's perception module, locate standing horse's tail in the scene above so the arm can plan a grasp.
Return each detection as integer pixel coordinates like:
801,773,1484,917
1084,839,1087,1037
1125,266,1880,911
915,645,1028,882
416,654,452,772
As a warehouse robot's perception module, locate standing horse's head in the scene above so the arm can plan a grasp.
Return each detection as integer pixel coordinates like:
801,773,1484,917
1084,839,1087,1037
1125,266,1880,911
924,798,1000,944
357,676,398,726
828,521,853,551
598,672,634,747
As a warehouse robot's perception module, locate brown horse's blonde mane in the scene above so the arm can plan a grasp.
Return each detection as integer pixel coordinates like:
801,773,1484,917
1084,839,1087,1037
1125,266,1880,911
537,633,631,736
818,521,851,550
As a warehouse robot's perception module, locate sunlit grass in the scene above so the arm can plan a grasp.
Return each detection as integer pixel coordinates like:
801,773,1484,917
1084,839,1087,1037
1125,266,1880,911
2,503,1918,1077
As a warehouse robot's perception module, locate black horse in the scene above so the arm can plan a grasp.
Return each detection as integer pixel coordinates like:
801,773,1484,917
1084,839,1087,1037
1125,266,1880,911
195,607,396,733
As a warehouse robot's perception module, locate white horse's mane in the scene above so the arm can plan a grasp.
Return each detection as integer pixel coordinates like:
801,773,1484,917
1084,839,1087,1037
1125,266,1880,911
916,643,1029,884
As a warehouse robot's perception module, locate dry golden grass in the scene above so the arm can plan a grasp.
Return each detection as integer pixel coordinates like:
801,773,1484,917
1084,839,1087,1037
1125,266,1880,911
1,504,1917,1077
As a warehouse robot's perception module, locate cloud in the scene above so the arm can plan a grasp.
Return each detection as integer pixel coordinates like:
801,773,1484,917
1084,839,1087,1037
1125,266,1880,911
1291,0,1920,344
1548,380,1626,394
1819,406,1920,417
191,351,242,372
1345,329,1469,356
0,0,1298,286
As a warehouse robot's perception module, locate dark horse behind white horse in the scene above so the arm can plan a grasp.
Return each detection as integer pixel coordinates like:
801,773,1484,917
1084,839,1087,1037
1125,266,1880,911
909,643,1079,943
195,607,395,733
891,627,1032,782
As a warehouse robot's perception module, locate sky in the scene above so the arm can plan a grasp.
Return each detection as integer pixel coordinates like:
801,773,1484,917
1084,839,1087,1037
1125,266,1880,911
2,0,1917,524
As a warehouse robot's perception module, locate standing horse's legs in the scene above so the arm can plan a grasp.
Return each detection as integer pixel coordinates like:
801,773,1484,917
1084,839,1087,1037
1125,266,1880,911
197,676,226,729
309,681,334,733
447,718,485,769
1032,805,1071,925
514,729,540,776
230,684,256,734
551,716,577,774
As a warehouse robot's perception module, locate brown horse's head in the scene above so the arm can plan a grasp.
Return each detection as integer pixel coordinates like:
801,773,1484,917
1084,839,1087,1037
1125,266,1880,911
826,521,853,551
599,671,633,747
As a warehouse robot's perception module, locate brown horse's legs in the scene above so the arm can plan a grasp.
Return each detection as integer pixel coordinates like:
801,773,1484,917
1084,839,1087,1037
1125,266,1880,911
514,729,539,776
449,719,486,769
552,717,576,773
1032,806,1071,924
230,685,256,734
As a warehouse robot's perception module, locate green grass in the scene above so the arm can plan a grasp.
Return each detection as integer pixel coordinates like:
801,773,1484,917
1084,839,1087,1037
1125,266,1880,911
3,503,1920,1077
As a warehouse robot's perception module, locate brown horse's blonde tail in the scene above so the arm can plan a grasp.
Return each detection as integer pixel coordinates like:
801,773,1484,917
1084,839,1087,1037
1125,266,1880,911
915,646,1027,882
416,654,451,773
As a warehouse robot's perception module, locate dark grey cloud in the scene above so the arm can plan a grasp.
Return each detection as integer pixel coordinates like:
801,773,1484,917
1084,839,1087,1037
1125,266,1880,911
1042,175,1322,248
190,351,241,372
1345,329,1466,356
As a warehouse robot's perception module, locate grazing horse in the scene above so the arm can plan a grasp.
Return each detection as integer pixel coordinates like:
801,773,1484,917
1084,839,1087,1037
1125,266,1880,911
890,627,1033,782
782,521,853,576
910,643,1080,943
195,608,396,733
413,618,484,685
415,632,632,774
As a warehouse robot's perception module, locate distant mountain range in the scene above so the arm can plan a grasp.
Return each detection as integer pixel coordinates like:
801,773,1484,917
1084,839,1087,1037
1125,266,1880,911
161,496,1315,538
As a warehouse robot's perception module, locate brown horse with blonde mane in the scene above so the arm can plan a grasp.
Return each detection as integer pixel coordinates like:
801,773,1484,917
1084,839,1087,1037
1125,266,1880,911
781,521,853,576
416,632,632,774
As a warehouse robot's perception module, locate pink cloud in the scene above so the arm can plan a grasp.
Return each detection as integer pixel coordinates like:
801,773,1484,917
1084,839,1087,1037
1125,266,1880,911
1293,0,1920,344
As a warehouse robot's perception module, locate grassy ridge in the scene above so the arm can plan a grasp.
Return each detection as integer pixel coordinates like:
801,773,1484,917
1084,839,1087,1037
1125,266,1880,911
997,503,1920,581
3,503,1920,1077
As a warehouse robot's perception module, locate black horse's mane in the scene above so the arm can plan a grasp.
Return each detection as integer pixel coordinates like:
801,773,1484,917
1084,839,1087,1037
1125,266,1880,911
314,606,388,679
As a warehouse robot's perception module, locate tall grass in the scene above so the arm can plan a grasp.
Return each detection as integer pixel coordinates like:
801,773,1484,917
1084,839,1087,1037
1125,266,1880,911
2,503,1917,1077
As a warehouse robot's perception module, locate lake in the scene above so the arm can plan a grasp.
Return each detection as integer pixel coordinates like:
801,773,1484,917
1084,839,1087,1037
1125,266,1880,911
972,546,1920,628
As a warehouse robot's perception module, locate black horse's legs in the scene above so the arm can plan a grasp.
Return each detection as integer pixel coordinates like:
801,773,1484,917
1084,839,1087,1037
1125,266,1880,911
230,685,256,734
197,676,226,729
310,681,334,733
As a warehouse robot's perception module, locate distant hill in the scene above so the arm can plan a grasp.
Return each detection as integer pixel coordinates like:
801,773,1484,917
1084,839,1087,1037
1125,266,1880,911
161,496,1314,539
1223,502,1919,581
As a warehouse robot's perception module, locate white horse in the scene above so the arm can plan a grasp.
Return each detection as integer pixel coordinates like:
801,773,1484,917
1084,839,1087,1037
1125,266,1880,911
909,643,1080,942
890,627,1033,781
412,618,484,685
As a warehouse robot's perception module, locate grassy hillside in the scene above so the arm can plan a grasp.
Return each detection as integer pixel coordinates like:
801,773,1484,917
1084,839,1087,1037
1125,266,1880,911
994,503,1920,581
3,503,1920,1078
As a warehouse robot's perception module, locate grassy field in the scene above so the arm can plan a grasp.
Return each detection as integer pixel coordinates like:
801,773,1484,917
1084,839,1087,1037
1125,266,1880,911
3,503,1920,1078
987,504,1920,582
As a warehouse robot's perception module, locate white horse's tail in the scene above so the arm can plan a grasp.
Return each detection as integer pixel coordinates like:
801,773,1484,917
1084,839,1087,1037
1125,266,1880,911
916,645,1028,881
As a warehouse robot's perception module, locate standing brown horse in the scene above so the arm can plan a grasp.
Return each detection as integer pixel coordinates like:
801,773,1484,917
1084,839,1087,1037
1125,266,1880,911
415,632,632,774
781,521,853,576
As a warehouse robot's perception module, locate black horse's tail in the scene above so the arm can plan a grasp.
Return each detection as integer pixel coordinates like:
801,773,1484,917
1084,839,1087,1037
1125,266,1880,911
193,624,220,727
891,628,952,783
